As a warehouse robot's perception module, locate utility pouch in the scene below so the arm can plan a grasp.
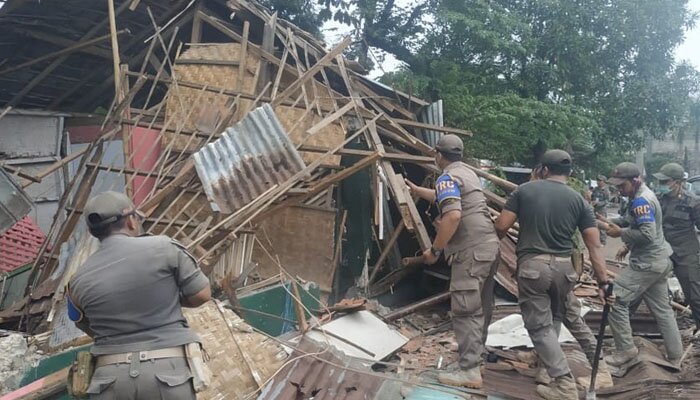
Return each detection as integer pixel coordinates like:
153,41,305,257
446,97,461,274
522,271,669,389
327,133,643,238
67,351,95,398
185,342,211,393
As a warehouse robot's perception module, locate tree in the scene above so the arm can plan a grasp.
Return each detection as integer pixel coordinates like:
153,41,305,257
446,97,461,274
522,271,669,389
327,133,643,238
373,0,699,173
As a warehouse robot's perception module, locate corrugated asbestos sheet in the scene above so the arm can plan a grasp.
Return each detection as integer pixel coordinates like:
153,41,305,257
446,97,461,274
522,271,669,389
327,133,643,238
193,104,306,213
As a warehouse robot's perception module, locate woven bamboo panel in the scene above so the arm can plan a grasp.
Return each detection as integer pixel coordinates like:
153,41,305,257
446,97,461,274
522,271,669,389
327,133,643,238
164,44,260,152
252,206,335,292
183,300,288,400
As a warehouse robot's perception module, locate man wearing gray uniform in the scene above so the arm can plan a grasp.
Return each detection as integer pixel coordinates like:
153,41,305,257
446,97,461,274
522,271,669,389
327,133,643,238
654,163,700,335
406,134,499,389
602,162,683,369
496,150,610,399
67,191,211,399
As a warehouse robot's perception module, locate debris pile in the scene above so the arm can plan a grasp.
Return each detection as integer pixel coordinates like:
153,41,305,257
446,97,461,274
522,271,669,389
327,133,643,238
0,333,42,394
0,0,697,399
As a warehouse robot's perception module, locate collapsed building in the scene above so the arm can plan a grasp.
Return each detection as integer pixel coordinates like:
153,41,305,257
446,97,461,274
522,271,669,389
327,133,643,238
1,0,699,399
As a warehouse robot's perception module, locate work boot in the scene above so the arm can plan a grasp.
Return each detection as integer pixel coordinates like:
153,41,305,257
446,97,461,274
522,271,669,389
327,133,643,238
535,367,551,385
576,360,614,389
437,366,482,389
604,347,639,367
536,374,578,400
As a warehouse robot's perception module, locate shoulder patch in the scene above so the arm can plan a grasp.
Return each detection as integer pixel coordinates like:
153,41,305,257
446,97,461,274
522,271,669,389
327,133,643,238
631,197,655,224
435,174,461,205
65,286,84,323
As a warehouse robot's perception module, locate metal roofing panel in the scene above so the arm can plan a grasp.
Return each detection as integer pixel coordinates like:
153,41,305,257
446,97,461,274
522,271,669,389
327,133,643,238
193,104,306,213
0,168,33,235
418,100,444,147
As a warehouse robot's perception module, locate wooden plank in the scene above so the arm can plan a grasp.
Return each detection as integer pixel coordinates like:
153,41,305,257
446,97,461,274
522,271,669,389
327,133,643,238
0,366,69,400
305,100,354,136
190,2,203,43
394,118,473,137
271,36,352,108
255,13,276,97
236,21,250,93
368,221,405,284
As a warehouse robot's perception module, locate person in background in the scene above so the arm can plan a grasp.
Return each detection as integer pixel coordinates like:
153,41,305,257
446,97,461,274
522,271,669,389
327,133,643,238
653,163,700,336
602,163,683,370
591,175,611,245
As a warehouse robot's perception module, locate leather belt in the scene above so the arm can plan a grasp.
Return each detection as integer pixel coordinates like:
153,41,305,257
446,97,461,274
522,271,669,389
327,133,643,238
532,254,571,262
96,346,186,367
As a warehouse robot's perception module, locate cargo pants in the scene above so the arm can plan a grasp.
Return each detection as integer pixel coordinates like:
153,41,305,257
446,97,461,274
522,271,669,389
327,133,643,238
87,356,195,399
517,255,578,378
450,240,500,370
608,260,683,360
672,252,700,329
564,291,599,364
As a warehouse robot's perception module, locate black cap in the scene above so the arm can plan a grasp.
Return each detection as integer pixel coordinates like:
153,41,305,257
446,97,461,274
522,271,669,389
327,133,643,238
608,162,641,185
540,150,572,167
435,134,464,156
84,191,135,229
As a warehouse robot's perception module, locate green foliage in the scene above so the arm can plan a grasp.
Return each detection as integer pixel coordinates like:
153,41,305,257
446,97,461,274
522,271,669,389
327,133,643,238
645,152,678,179
373,0,700,176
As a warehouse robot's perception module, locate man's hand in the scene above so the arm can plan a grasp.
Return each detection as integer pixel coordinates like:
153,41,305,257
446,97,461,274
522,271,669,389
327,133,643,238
615,246,629,261
599,282,616,306
404,178,418,195
606,222,622,238
422,248,439,265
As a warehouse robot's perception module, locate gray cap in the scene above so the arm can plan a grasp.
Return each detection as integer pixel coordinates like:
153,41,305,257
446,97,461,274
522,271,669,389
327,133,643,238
608,162,641,185
540,149,572,167
84,191,135,229
653,162,684,181
597,175,607,181
435,134,464,156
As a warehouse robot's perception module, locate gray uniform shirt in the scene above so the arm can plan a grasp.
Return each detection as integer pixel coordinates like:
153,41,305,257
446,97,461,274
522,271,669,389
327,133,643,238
69,234,209,355
611,184,670,272
435,162,498,256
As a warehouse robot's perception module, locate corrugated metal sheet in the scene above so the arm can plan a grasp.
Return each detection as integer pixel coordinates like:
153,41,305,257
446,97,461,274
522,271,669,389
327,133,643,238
0,170,34,235
193,104,306,213
418,100,444,147
258,337,387,400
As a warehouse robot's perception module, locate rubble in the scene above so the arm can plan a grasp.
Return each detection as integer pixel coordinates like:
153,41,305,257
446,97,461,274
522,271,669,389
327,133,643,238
0,333,42,395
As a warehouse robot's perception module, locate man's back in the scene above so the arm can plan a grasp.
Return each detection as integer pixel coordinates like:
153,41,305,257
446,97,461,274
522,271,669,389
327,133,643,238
69,234,207,355
505,179,595,260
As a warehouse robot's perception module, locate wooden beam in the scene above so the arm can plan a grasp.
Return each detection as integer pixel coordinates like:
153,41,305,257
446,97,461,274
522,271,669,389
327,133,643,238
394,118,473,137
368,221,405,284
9,27,113,59
190,1,203,43
0,30,129,77
271,36,352,108
108,0,123,97
0,366,69,399
6,0,132,106
236,20,250,93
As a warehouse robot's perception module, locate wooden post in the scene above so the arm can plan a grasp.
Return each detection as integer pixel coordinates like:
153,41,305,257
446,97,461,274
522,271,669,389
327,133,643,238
291,281,308,333
107,0,121,96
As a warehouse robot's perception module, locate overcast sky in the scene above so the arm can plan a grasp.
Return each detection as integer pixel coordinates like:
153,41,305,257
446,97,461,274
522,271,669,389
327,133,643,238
676,0,700,71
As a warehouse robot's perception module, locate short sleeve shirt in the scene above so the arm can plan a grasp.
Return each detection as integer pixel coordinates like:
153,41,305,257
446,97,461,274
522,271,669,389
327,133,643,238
68,234,209,355
505,179,596,260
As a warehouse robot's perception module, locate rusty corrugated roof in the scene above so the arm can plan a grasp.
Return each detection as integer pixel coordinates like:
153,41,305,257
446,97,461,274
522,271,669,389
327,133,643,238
193,104,306,213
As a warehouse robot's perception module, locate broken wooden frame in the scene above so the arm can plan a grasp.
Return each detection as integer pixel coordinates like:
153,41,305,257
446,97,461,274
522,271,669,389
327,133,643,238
7,0,468,329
